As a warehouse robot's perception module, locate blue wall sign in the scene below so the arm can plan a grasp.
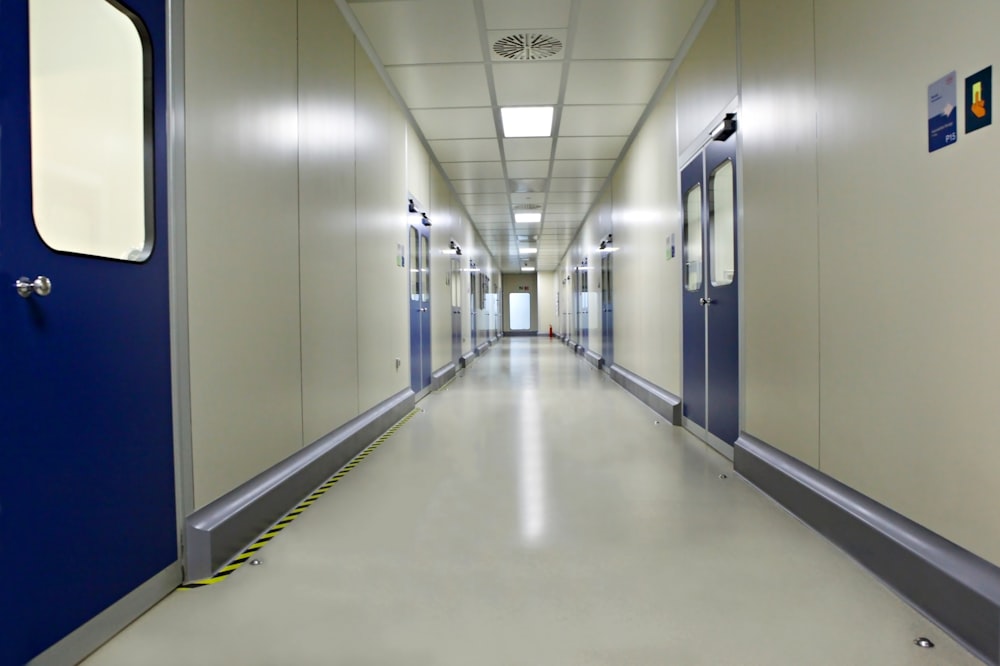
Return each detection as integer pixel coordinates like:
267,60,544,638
928,71,958,152
965,66,992,134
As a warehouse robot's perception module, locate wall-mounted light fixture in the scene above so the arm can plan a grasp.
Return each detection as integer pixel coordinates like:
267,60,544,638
421,213,432,227
710,113,737,142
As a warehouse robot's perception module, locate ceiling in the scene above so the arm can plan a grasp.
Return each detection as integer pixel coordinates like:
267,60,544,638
341,0,709,272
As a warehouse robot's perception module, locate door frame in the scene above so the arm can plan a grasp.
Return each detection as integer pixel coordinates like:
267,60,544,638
678,101,743,461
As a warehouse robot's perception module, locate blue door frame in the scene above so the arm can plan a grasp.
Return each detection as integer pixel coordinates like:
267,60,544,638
409,223,431,392
0,1,177,662
681,137,740,449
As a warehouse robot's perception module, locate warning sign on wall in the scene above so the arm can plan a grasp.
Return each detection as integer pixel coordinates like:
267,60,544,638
966,66,992,134
928,71,958,152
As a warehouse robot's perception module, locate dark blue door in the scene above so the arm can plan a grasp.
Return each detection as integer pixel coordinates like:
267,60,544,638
409,224,431,391
681,153,707,430
681,139,740,448
450,257,462,364
704,139,739,446
601,251,614,365
0,1,177,663
469,261,477,348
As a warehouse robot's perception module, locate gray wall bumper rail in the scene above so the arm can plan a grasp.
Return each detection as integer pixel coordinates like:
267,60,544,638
735,433,1000,666
460,351,476,368
184,389,415,581
431,363,456,390
607,364,682,425
476,342,490,354
583,349,603,369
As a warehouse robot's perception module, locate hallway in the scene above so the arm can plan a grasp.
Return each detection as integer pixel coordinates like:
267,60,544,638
86,339,973,665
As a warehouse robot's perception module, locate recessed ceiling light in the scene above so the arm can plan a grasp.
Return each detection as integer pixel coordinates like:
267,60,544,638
515,212,542,223
521,266,536,272
501,107,554,138
519,248,538,254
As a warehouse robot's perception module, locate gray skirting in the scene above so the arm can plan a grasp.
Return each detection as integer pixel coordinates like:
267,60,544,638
504,330,537,337
460,351,476,368
607,364,682,424
431,363,456,390
476,342,490,355
583,349,603,369
735,433,1000,666
184,389,415,581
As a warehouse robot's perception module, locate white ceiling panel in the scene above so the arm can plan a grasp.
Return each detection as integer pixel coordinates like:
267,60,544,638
549,178,606,192
429,139,502,163
483,0,571,30
387,65,490,109
493,62,563,106
546,203,590,214
503,138,553,161
442,161,505,180
552,159,615,178
510,192,546,205
349,0,482,65
452,179,509,193
572,0,702,60
412,108,497,140
474,214,514,222
460,193,510,206
505,160,551,179
560,105,647,136
546,191,597,205
564,60,670,105
555,136,627,160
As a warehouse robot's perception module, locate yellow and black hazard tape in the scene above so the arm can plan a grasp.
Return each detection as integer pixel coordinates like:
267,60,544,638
179,408,420,589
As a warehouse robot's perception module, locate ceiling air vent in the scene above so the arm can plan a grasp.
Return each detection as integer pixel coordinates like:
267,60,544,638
492,33,563,61
513,204,542,211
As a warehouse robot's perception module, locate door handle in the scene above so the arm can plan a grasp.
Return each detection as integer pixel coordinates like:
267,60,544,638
15,276,52,298
699,297,715,306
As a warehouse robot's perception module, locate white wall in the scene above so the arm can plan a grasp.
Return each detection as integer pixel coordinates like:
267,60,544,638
184,0,494,509
536,271,558,335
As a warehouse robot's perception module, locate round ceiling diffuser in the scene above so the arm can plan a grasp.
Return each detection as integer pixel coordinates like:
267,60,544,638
493,33,563,61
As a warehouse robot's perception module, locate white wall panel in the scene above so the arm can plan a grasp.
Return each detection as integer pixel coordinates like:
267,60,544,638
406,128,430,208
355,43,410,412
739,0,819,466
611,86,682,394
186,2,303,508
675,0,737,154
536,271,558,336
299,0,360,445
814,0,1000,563
428,167,457,371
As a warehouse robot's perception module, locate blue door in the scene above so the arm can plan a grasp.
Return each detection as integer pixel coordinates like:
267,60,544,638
681,137,740,450
600,251,614,365
409,224,431,391
469,260,477,349
450,257,462,364
0,1,177,663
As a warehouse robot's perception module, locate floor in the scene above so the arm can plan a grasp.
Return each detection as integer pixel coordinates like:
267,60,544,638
86,338,978,665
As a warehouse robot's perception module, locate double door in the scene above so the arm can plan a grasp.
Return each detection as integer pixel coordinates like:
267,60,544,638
0,1,177,662
600,252,613,364
681,138,739,451
409,224,431,392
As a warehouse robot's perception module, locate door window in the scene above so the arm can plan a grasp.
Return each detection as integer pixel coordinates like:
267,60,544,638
410,227,420,299
29,0,152,261
684,185,703,291
709,160,735,287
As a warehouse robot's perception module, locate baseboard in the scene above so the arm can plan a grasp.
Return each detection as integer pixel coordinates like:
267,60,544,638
460,351,476,368
184,389,415,581
735,433,1000,666
476,342,490,355
504,330,537,337
583,349,604,369
431,362,456,390
29,562,180,666
607,364,682,425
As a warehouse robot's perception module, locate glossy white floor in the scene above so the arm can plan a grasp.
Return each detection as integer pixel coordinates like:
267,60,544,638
86,338,977,665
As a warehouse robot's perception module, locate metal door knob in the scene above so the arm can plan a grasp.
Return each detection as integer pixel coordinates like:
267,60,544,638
15,276,52,298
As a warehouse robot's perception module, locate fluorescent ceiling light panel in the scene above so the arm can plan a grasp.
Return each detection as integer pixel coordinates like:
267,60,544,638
521,266,536,272
519,248,538,254
501,107,554,138
515,212,542,223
